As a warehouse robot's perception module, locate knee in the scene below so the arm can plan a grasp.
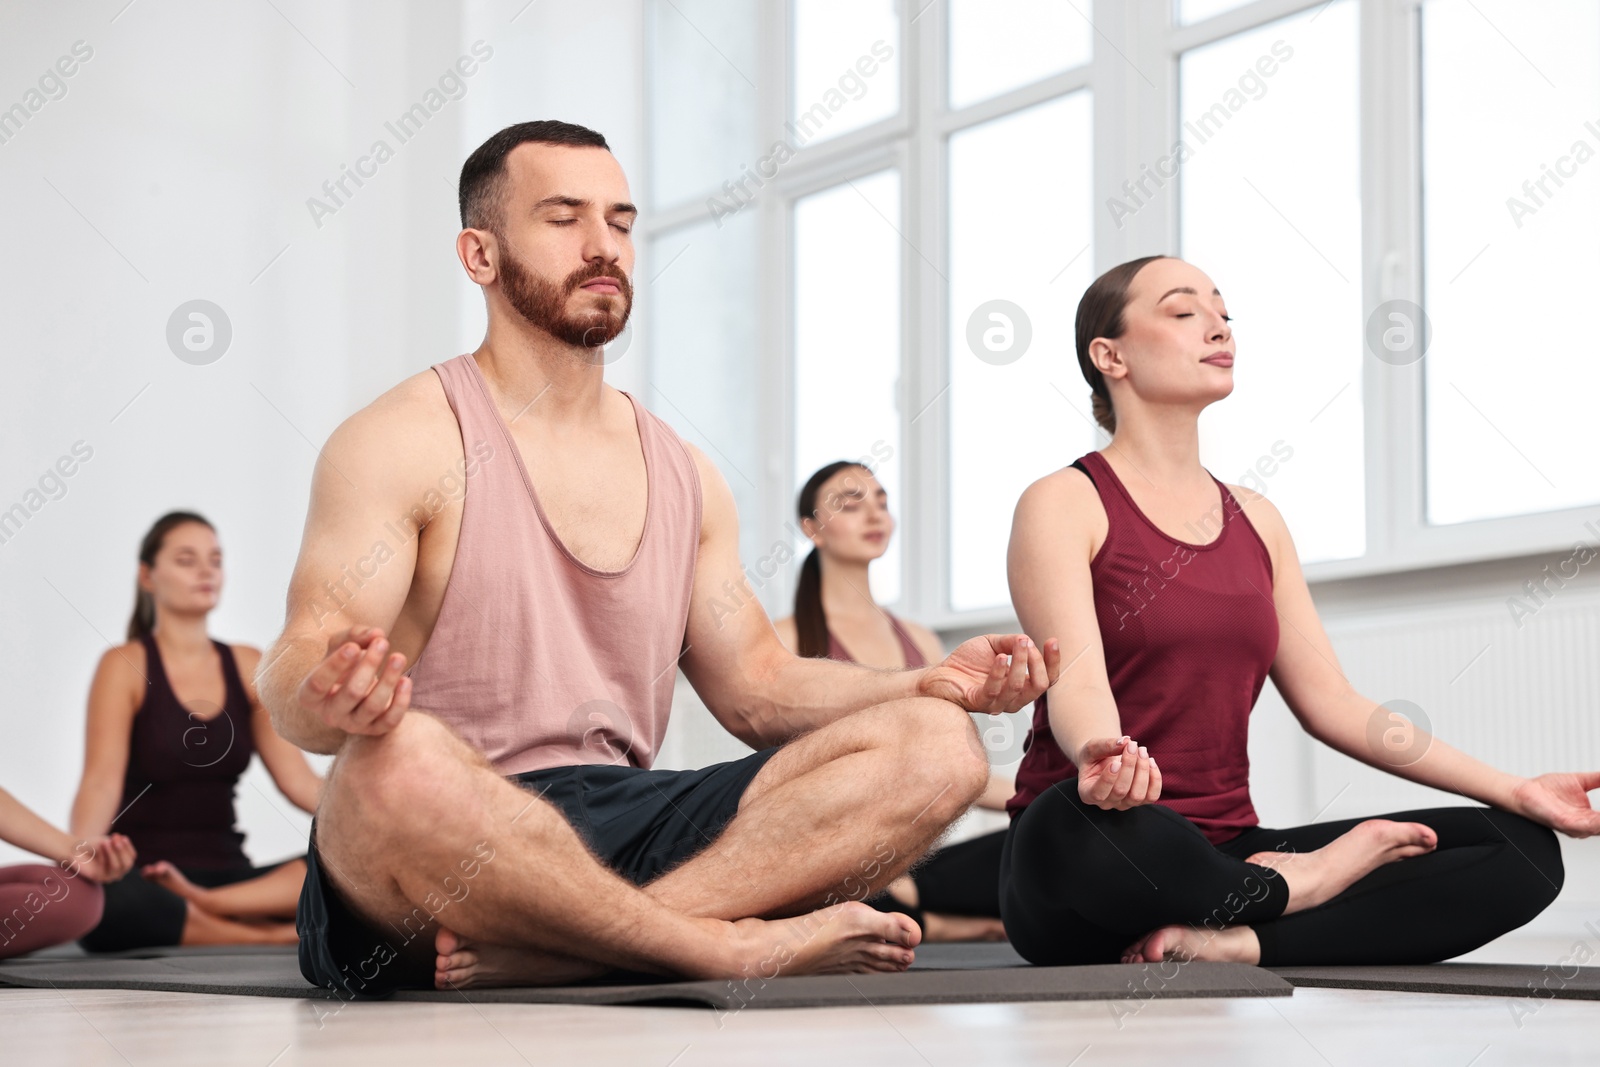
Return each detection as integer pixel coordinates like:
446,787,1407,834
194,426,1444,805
326,712,469,825
1491,811,1565,914
893,698,990,821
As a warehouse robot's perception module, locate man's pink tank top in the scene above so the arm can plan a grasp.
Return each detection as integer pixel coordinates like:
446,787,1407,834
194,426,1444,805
405,354,703,775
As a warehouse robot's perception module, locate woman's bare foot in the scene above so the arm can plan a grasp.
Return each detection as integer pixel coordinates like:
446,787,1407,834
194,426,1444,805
1245,818,1437,914
921,912,1008,943
1121,924,1259,964
247,920,300,945
142,861,209,906
179,905,298,946
434,928,606,990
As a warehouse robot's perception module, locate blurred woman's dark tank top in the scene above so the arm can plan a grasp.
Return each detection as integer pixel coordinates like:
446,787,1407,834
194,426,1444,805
115,633,254,870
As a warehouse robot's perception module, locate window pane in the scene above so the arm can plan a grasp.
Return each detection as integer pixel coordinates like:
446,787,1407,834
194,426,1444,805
1421,0,1600,524
792,0,900,144
648,0,760,208
947,0,1091,109
948,92,1094,612
647,211,767,571
1179,1,1364,563
793,170,903,603
1178,0,1256,25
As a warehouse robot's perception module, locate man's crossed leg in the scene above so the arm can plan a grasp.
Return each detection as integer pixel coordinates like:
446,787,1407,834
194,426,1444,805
304,695,989,992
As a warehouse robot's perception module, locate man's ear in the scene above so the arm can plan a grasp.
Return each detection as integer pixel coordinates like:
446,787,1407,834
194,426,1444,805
457,228,500,285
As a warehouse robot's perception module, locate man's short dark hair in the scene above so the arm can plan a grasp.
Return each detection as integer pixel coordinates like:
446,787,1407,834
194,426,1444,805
458,120,610,232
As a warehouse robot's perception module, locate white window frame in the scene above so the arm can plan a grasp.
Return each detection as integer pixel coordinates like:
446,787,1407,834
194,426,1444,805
639,0,1600,635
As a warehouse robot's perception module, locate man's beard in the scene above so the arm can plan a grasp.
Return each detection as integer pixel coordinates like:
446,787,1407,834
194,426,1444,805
497,241,633,352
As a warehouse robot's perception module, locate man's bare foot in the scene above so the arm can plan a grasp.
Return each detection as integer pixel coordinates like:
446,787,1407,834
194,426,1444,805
143,861,209,906
434,900,919,990
1245,818,1437,914
434,927,607,990
1121,924,1259,964
721,900,921,978
922,912,1008,943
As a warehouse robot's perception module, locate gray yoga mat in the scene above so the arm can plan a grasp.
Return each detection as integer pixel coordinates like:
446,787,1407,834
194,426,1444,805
25,942,301,961
8,945,1584,1007
0,944,1290,1008
1271,962,1600,1001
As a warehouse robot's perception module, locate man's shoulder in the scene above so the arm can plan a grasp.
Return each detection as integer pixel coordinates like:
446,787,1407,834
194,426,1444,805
327,366,460,471
367,364,455,425
304,366,465,509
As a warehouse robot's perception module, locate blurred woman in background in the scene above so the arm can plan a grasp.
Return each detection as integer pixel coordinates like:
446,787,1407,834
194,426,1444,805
776,461,1011,942
71,511,323,951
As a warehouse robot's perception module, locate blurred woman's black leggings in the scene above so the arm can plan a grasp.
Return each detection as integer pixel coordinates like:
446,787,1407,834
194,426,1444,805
1000,782,1564,966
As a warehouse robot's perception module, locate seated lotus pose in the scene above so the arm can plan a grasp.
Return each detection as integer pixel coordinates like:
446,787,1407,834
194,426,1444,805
71,512,323,952
1001,255,1596,966
776,460,1011,942
0,786,134,959
257,120,1059,996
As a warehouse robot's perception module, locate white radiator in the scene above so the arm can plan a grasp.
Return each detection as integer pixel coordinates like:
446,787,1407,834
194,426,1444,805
1296,591,1600,821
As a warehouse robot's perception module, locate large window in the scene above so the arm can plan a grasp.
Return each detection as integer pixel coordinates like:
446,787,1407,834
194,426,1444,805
946,0,1090,109
1178,0,1258,25
792,0,900,143
643,0,1600,629
1420,0,1600,525
1180,1,1364,564
947,93,1094,611
792,170,904,603
646,0,760,210
645,210,766,571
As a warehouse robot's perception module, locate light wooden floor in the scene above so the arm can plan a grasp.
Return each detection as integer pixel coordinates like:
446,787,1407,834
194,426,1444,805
4,912,1596,1066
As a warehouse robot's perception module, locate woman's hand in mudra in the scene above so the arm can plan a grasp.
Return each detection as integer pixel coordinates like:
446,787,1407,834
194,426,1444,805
1077,736,1161,810
1511,772,1600,838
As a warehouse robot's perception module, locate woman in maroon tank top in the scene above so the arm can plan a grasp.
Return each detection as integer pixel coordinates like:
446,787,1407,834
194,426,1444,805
1001,257,1596,967
776,462,1014,942
69,512,325,952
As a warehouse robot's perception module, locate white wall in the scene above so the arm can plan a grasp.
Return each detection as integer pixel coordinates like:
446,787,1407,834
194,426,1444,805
0,0,645,867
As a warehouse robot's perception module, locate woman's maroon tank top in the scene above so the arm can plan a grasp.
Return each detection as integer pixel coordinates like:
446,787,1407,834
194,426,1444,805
824,613,928,669
1008,451,1279,844
114,634,254,870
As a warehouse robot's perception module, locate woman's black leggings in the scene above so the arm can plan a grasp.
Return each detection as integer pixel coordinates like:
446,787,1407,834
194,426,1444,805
1000,782,1565,966
78,863,285,954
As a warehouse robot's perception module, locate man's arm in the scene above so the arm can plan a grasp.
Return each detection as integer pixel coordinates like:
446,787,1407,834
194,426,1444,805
235,645,325,812
677,446,1057,749
255,381,442,754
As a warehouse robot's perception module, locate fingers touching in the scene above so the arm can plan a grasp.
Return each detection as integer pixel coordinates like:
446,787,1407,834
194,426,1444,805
1083,737,1160,810
303,628,412,736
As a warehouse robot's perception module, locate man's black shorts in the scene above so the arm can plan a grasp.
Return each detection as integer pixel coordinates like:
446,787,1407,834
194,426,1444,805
297,747,778,998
